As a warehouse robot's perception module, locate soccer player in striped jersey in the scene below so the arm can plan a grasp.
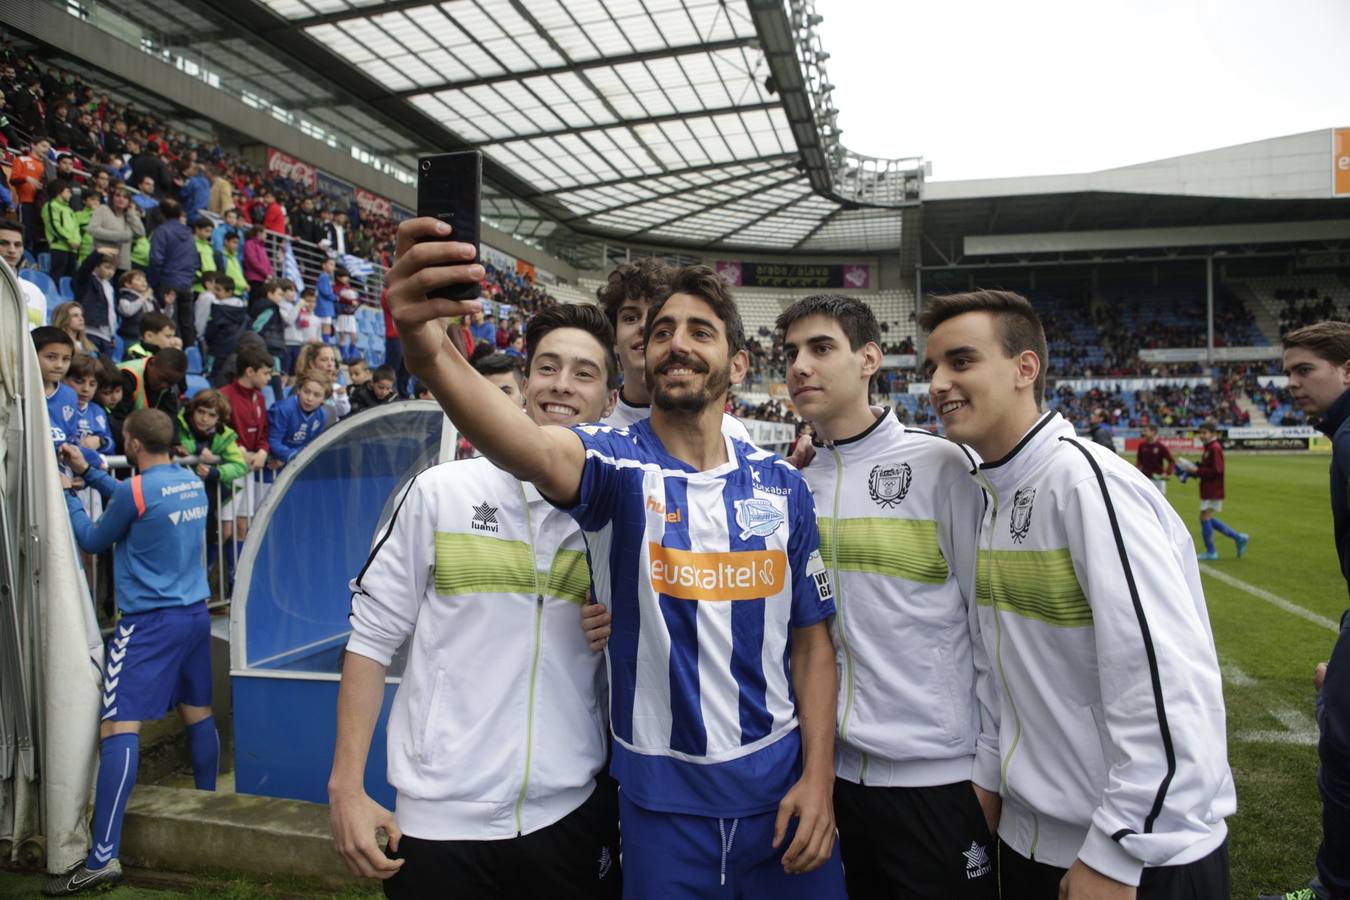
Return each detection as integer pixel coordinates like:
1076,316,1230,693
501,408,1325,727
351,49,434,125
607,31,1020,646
594,256,753,442
386,219,844,898
922,290,1234,900
778,295,997,898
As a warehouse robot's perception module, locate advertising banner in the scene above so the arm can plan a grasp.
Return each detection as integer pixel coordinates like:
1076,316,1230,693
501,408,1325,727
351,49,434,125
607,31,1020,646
315,169,355,207
1335,127,1350,197
354,187,392,220
516,260,537,283
715,261,871,290
1138,346,1281,363
267,148,316,191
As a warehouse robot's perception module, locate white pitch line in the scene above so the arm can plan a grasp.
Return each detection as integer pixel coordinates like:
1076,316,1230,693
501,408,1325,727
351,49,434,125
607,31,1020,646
1199,564,1339,634
1223,661,1320,746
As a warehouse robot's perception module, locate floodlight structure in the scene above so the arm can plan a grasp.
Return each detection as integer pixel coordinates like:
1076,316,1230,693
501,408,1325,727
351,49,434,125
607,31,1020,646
751,0,925,208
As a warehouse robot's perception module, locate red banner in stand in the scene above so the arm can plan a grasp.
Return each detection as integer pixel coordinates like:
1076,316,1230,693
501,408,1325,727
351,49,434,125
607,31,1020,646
516,260,537,283
266,148,316,191
354,187,392,220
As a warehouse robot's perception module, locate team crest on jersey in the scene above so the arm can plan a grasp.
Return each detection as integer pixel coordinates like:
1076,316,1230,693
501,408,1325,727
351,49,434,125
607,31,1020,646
1009,488,1036,544
868,462,912,508
734,498,784,539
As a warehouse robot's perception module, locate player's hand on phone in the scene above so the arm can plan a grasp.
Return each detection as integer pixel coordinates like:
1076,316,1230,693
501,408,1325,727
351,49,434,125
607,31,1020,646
388,218,483,365
328,788,404,880
581,600,611,653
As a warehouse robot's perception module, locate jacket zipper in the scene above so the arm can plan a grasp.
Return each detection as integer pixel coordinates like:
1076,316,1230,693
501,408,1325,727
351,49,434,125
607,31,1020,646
977,473,1038,856
514,484,546,836
828,444,868,783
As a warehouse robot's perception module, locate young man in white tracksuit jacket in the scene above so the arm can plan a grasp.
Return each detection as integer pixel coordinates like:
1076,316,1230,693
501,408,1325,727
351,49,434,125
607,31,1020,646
778,295,998,898
921,290,1235,900
327,304,622,898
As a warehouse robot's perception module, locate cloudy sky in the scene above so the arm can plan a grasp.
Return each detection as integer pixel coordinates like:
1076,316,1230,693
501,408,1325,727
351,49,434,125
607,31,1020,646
813,0,1349,182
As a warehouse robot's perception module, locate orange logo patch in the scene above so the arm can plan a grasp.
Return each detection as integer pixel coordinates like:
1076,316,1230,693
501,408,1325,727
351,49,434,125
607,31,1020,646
648,543,787,601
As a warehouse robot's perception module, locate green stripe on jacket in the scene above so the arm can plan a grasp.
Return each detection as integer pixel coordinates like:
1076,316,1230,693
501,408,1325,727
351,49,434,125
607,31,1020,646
818,516,949,585
976,548,1093,627
434,532,589,603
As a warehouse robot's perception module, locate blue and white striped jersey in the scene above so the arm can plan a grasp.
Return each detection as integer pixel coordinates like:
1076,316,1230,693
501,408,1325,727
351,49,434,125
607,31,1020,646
567,418,835,817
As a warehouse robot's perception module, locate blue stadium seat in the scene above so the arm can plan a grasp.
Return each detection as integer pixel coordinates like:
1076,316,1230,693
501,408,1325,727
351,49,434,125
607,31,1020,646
262,384,277,408
19,268,59,308
186,346,203,375
185,374,210,398
58,276,73,301
37,252,50,273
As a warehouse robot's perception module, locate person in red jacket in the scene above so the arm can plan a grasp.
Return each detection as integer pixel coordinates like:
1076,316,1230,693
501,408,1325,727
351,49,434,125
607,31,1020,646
1178,420,1249,560
218,344,273,586
1134,423,1176,494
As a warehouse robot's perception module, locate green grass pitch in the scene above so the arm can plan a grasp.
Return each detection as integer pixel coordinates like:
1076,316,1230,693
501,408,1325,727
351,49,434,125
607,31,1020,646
1164,451,1341,898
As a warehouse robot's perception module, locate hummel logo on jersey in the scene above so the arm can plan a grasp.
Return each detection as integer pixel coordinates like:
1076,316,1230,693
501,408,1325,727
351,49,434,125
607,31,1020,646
868,462,911,508
963,841,992,879
471,501,499,533
734,497,784,539
645,495,682,523
1010,487,1036,543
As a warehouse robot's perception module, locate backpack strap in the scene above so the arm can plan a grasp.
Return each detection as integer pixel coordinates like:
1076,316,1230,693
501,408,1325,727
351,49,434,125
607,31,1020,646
130,474,147,518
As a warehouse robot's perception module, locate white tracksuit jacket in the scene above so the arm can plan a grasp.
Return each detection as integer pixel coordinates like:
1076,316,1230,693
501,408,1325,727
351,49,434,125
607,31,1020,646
802,409,986,787
347,457,608,841
968,411,1235,885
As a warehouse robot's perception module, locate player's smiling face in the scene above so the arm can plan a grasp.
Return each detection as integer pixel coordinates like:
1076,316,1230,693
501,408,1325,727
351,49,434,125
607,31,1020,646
783,313,874,422
524,327,617,427
925,310,1038,456
1284,346,1350,417
644,293,746,414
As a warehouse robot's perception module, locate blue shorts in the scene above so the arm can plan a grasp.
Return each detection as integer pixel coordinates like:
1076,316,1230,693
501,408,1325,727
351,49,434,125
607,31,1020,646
102,602,212,723
618,790,845,899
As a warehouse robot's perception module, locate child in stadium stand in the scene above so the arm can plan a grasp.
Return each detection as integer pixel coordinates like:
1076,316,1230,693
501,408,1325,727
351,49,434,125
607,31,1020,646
387,221,845,899
1180,420,1250,560
33,327,104,472
67,353,116,456
122,311,177,362
266,371,330,468
47,409,217,896
314,256,337,342
1134,424,1176,494
330,304,622,897
776,295,995,898
334,266,360,362
921,290,1234,899
347,365,397,416
1261,323,1350,900
176,388,247,575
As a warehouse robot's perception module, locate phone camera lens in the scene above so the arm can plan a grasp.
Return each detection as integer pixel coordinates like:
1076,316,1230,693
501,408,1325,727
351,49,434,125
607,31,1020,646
420,160,431,172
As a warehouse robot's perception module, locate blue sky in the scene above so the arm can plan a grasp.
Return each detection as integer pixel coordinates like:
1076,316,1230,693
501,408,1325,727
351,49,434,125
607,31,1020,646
814,0,1349,182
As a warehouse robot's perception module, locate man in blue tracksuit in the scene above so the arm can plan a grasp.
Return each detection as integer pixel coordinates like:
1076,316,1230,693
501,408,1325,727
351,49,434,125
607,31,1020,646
47,409,219,896
1266,323,1350,900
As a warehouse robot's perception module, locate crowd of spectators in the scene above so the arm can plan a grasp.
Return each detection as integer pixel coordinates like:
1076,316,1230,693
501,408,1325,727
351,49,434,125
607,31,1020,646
1275,286,1345,336
1051,380,1251,430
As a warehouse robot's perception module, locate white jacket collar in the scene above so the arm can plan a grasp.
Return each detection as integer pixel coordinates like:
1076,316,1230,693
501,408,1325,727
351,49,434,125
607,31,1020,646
974,411,1072,494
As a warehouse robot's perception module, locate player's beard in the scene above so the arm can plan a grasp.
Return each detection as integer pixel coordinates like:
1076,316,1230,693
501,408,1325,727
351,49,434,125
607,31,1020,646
650,353,731,415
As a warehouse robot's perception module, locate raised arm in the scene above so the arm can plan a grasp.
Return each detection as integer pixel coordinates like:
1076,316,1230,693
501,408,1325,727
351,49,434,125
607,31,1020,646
385,218,585,504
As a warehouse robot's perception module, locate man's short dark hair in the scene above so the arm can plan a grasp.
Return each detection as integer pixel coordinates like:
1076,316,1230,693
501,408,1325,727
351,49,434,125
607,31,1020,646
95,356,123,389
371,365,396,383
0,218,23,238
32,326,73,352
644,265,746,355
124,408,175,455
235,345,273,375
151,346,188,377
140,311,175,337
160,198,182,220
473,351,524,385
46,178,69,197
1284,321,1350,368
192,216,213,231
524,303,619,389
917,289,1048,405
595,257,675,328
776,294,882,352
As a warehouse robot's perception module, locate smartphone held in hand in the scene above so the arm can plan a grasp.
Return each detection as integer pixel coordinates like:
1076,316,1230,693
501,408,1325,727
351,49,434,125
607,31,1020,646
417,151,482,301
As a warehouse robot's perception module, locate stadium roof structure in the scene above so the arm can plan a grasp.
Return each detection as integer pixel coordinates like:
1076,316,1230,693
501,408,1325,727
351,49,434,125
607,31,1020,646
77,0,923,256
